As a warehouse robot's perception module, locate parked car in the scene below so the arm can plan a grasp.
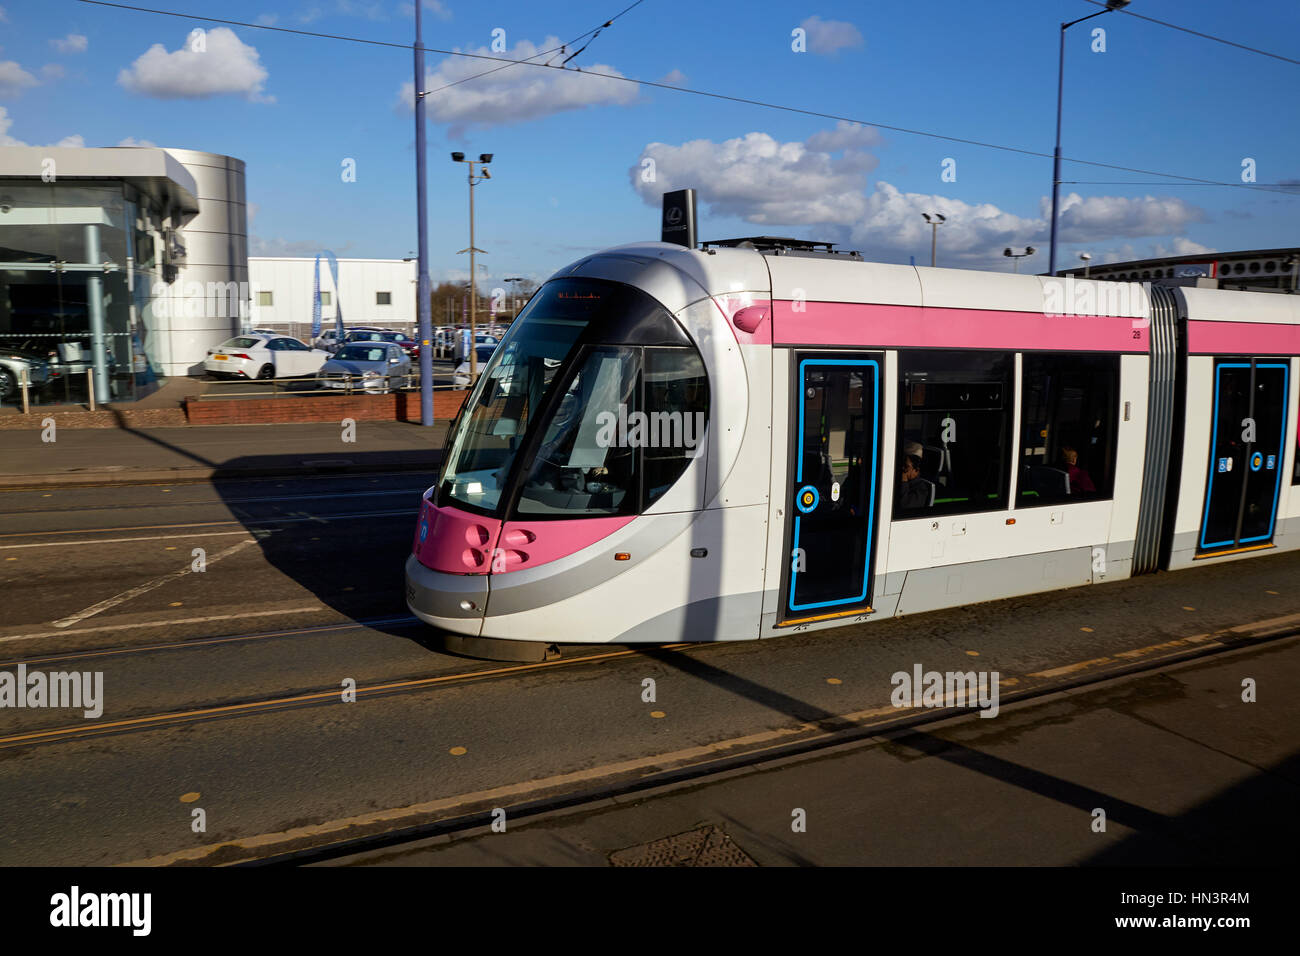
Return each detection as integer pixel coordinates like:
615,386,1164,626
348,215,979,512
4,337,117,385
203,334,331,380
452,344,502,387
319,342,411,393
313,326,389,352
342,329,418,359
0,344,51,400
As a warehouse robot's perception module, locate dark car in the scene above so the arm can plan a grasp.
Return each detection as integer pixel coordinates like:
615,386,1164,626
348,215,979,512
343,329,420,360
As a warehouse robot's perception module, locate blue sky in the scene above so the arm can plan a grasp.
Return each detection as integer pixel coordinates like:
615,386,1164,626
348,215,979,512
2,0,1298,287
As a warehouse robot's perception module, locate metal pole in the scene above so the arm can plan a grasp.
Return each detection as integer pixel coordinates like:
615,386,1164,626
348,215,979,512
86,368,95,411
469,162,477,385
930,223,937,268
85,224,110,405
20,367,29,415
414,2,434,426
1049,23,1066,278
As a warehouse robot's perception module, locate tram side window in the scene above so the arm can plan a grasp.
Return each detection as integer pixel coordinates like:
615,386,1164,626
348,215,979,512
895,351,1014,518
1294,420,1300,486
1018,353,1119,505
642,348,709,509
514,347,642,517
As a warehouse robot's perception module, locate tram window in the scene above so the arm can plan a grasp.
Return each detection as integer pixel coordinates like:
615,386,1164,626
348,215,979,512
515,347,642,517
642,348,709,509
1018,352,1119,505
895,350,1014,518
1294,421,1300,486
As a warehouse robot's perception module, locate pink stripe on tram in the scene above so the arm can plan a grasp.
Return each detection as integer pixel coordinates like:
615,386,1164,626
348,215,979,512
771,301,1146,352
1187,320,1300,356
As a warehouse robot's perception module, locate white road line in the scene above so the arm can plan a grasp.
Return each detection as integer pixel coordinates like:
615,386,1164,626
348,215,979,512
51,538,260,629
0,508,414,549
0,606,328,645
0,530,254,551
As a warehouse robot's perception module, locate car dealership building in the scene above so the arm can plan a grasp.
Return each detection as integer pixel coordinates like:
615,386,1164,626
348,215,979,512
0,145,248,403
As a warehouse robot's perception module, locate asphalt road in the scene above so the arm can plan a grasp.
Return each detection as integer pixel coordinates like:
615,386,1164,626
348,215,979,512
0,474,1297,865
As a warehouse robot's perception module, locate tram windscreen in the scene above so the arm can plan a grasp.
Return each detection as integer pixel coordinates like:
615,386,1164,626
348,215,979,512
438,310,585,512
437,277,702,517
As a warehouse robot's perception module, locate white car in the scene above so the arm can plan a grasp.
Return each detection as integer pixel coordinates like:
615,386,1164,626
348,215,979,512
203,334,331,380
453,344,502,387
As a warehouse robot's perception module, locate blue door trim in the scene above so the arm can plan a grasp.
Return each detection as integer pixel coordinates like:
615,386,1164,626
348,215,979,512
1199,361,1289,550
789,358,879,612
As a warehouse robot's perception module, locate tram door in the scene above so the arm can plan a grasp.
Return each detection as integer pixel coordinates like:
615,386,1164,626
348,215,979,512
780,356,881,623
1198,358,1290,555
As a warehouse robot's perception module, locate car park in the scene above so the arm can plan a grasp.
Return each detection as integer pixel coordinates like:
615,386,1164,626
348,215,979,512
203,333,331,380
319,342,411,393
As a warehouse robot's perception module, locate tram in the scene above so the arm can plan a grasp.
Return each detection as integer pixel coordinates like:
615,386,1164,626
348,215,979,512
406,227,1300,660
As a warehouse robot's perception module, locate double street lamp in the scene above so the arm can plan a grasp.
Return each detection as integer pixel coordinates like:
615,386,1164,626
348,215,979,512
1004,246,1036,273
451,151,492,383
1049,0,1131,277
921,212,946,267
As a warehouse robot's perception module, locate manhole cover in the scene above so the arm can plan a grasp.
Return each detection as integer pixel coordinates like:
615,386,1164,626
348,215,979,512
608,826,757,867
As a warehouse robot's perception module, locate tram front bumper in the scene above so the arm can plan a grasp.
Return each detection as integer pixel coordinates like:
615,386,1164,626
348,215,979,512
404,554,488,636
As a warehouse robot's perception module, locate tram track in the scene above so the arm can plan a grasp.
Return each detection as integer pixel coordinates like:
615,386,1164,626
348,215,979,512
0,639,691,751
116,613,1300,867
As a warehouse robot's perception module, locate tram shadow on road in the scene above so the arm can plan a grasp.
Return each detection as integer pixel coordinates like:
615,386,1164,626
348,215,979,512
209,449,441,647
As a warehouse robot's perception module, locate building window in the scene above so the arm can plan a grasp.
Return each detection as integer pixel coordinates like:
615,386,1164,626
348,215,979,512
895,350,1013,518
320,291,331,306
1018,353,1120,505
257,291,273,307
376,291,392,306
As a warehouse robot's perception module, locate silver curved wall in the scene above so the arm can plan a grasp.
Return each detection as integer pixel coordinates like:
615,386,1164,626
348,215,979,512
162,149,248,376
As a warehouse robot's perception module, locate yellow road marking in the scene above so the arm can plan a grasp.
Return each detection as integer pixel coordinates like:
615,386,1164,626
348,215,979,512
0,644,688,748
180,792,200,803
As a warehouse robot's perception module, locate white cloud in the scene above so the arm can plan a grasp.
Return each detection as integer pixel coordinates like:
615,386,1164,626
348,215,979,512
1050,192,1207,243
657,69,688,87
255,13,279,27
632,129,880,227
799,15,864,57
1097,238,1216,264
0,59,38,97
0,105,81,147
52,33,89,54
40,63,64,81
0,7,7,23
117,136,159,147
400,35,636,134
118,27,272,102
632,127,1211,270
0,105,21,145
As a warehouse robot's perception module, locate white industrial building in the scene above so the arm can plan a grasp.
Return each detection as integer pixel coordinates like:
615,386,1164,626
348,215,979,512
248,257,417,341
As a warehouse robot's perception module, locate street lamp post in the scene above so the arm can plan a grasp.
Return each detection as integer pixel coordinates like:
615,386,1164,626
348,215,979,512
504,276,524,319
413,4,434,425
921,212,946,267
1079,252,1092,278
451,152,492,384
1004,246,1036,274
1049,0,1131,277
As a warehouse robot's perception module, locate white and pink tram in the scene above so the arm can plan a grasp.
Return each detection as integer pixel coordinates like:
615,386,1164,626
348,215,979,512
406,232,1300,660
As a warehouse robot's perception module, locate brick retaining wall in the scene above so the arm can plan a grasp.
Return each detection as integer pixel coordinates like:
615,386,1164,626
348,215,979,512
183,389,469,425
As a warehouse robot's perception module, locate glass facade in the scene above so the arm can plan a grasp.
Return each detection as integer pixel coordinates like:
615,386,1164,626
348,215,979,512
0,179,170,404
